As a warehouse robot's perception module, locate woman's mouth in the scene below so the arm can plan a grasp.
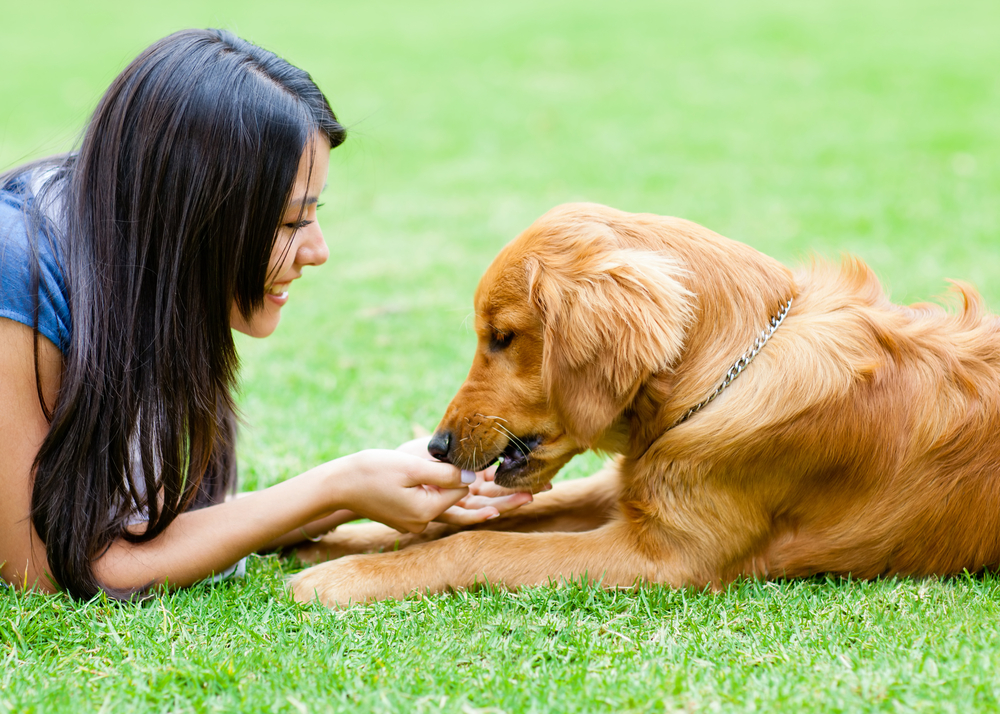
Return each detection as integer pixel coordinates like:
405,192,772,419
266,282,290,304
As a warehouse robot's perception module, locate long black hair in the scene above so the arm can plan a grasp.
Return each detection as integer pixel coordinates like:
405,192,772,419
5,29,345,598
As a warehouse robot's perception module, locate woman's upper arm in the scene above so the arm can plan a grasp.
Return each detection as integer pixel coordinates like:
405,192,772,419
0,317,62,591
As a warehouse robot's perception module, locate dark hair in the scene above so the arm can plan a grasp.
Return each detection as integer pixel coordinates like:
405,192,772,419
5,29,345,598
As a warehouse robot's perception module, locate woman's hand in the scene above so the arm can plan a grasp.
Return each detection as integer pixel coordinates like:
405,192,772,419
334,449,471,533
395,436,535,525
434,473,534,525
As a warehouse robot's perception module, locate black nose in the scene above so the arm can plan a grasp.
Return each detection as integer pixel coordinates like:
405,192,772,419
427,431,452,462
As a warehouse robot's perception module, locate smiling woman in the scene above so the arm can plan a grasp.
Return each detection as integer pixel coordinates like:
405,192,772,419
0,28,529,601
228,133,332,338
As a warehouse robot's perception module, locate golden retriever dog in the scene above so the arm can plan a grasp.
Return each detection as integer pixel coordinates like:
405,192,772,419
290,202,1000,607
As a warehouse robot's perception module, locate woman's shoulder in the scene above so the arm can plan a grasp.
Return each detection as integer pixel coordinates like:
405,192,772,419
0,176,71,355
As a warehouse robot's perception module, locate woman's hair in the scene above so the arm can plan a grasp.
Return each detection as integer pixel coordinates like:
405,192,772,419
7,29,345,598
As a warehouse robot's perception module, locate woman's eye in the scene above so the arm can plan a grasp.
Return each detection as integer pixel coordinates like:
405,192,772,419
490,332,514,351
284,219,313,230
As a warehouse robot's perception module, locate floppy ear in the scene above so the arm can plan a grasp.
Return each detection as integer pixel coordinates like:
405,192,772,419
527,246,694,446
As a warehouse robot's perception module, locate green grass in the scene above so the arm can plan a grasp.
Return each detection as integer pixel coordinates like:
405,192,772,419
5,566,1000,712
3,0,1000,711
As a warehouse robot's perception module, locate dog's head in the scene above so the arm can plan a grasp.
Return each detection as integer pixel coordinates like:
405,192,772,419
429,203,694,490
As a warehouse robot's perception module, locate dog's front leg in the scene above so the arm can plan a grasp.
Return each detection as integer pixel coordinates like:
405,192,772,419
288,520,676,607
289,467,622,564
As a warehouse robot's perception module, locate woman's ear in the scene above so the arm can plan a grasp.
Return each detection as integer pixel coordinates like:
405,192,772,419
528,249,693,446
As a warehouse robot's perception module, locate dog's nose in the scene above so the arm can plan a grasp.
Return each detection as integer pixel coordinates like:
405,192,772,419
427,431,452,462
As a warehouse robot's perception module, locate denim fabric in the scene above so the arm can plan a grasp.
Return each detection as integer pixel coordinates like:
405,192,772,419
0,177,71,354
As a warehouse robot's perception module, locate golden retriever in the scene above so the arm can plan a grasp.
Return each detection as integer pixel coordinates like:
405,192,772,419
290,202,1000,607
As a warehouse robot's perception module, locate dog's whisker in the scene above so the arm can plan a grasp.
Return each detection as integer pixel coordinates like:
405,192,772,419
488,427,508,452
494,423,531,454
492,423,525,451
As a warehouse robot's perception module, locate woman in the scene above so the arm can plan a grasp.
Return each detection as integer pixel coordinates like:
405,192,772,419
0,29,528,599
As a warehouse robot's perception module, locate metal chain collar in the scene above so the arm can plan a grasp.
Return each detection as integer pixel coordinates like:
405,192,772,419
670,297,793,430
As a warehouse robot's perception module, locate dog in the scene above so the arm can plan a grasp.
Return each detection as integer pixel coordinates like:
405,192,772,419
290,202,1000,607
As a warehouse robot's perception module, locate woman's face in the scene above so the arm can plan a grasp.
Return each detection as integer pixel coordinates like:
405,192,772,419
231,132,332,338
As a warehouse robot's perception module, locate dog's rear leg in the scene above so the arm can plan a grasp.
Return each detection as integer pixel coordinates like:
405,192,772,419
290,464,622,565
289,519,684,606
290,521,456,564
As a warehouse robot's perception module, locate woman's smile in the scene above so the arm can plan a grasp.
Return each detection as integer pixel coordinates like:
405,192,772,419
266,281,292,305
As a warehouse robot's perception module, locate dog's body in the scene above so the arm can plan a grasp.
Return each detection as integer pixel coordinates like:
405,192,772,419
291,203,1000,606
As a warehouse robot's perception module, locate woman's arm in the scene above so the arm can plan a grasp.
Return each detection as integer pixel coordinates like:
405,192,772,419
0,319,62,591
93,448,470,591
258,438,539,550
0,318,470,593
259,508,358,550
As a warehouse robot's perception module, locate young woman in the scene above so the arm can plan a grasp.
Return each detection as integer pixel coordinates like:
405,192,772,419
0,29,529,599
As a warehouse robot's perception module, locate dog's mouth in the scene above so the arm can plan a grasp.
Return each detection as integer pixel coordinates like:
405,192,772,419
492,434,543,484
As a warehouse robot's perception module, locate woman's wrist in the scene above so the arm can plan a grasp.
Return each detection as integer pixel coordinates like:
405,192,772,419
321,449,395,516
298,509,357,541
304,452,360,516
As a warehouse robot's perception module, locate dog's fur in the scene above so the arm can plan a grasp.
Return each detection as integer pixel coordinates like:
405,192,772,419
290,202,1000,606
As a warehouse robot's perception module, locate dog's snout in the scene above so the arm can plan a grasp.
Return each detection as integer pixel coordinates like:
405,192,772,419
427,431,452,462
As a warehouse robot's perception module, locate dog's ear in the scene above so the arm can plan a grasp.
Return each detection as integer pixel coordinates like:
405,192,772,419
527,243,693,446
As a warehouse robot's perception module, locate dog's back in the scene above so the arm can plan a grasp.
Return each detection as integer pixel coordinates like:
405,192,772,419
649,257,1000,581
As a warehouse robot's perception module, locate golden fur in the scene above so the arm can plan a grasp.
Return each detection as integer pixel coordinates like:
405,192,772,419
290,202,1000,606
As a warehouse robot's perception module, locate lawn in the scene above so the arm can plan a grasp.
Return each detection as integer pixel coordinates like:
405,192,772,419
2,0,1000,711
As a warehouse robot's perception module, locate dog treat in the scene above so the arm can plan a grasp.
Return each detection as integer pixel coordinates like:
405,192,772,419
461,470,475,484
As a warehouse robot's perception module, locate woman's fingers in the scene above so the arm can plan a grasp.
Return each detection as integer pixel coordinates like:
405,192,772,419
336,450,548,535
397,437,501,485
458,491,533,513
435,505,500,526
433,490,533,526
405,459,465,489
468,479,519,498
339,450,472,534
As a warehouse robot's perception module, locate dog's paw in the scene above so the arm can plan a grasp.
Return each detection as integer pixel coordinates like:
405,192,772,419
289,556,367,607
288,553,424,607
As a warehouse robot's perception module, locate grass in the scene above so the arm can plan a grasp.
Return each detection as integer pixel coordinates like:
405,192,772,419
2,0,1000,711
4,566,1000,712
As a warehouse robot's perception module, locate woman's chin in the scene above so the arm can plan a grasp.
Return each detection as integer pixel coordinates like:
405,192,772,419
231,307,281,338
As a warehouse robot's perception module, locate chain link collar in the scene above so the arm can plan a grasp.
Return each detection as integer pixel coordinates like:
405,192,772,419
669,297,793,430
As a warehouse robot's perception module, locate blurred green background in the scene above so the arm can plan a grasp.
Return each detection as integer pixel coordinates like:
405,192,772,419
3,0,998,486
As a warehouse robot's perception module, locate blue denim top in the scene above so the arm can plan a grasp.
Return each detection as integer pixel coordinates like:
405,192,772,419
0,175,71,354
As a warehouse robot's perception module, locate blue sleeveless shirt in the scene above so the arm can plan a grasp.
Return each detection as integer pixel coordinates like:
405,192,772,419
0,176,72,354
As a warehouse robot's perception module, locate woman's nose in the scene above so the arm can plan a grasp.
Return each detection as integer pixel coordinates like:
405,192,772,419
298,223,329,267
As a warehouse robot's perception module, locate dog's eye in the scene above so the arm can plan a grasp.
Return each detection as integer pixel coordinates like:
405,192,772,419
490,332,514,352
